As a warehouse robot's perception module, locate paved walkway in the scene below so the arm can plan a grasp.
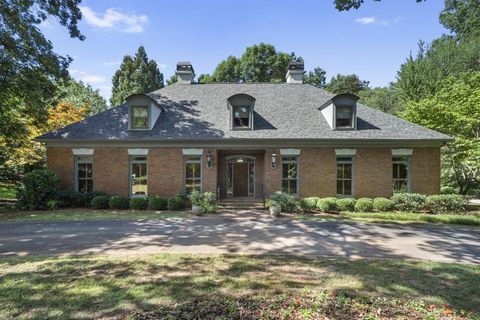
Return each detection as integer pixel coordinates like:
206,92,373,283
0,214,479,263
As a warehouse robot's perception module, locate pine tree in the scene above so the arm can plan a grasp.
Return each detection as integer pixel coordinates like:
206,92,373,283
110,46,164,106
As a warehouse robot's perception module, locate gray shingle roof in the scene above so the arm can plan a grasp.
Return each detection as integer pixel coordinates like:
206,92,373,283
37,83,451,142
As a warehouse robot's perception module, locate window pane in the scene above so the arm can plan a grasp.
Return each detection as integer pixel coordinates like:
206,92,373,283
282,163,289,179
78,164,87,179
288,164,297,179
337,181,343,195
398,164,407,179
343,164,352,179
343,180,352,195
289,180,297,195
336,105,352,119
233,106,250,128
282,180,289,193
337,164,344,179
78,179,93,193
132,179,147,195
132,106,148,128
186,163,201,179
336,118,352,127
131,162,148,195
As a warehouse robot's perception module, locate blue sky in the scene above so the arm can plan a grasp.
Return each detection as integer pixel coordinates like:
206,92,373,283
41,0,448,103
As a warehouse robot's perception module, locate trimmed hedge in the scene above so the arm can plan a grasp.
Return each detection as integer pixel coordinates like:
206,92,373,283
426,194,466,214
148,196,168,210
354,198,374,212
440,186,457,195
57,190,106,208
391,193,426,212
316,197,338,212
109,195,130,210
168,196,184,211
130,197,147,210
336,198,356,212
373,197,395,211
267,192,297,213
299,197,320,213
91,195,110,209
16,170,59,210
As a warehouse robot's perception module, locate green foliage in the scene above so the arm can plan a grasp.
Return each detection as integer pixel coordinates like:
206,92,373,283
130,198,147,210
211,56,241,82
336,198,356,211
391,193,427,212
109,196,130,210
91,195,110,210
201,192,218,214
439,0,480,40
47,199,59,211
358,86,402,114
110,46,164,105
52,79,108,115
425,194,466,214
175,189,189,202
299,197,320,212
148,196,168,210
190,191,204,206
303,67,327,88
16,170,59,210
56,191,106,208
334,0,425,11
373,197,395,212
325,74,369,94
168,197,184,211
354,198,374,212
440,186,458,195
267,191,297,212
316,197,338,212
166,74,178,85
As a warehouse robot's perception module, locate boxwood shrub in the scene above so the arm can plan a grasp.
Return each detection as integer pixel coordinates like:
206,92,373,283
267,192,297,212
373,197,395,211
91,195,110,209
130,197,147,210
109,195,130,210
316,197,338,212
16,169,59,210
426,194,466,214
440,186,458,195
299,197,320,213
148,196,168,210
391,193,426,212
57,190,106,208
336,198,356,211
168,196,184,211
354,198,374,212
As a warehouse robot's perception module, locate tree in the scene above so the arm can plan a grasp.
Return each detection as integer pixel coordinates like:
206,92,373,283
52,79,108,115
401,72,480,193
197,74,212,84
166,74,178,86
334,0,425,11
0,0,84,158
440,0,480,40
358,86,402,114
211,56,241,82
303,67,327,88
110,46,164,106
325,74,369,94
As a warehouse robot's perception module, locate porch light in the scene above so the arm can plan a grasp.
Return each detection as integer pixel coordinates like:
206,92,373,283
206,151,213,169
271,153,277,169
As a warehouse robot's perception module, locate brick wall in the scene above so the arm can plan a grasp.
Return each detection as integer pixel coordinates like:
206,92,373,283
355,148,391,198
46,147,74,190
299,148,336,197
412,147,440,195
202,148,217,193
93,148,129,196
148,148,184,197
263,149,281,196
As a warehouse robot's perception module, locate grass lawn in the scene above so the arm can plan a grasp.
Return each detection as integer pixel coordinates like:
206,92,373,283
0,254,478,319
297,211,480,226
0,209,189,222
0,181,16,199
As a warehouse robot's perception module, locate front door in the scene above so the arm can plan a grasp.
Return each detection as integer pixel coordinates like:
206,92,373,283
233,162,249,196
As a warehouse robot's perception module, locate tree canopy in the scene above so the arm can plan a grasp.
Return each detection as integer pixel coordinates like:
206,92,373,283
325,74,370,95
53,79,108,115
110,46,164,106
333,0,425,11
303,67,327,88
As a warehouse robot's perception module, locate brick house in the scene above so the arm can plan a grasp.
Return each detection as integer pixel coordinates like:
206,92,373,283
37,61,451,202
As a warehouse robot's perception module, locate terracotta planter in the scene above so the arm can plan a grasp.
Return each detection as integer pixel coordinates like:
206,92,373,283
269,205,281,217
192,204,203,216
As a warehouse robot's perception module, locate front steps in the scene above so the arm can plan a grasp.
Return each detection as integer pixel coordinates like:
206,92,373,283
219,197,265,210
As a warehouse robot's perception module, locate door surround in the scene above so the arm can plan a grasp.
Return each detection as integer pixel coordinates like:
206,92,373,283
226,155,255,197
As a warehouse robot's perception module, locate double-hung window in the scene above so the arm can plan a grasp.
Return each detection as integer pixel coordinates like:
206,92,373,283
130,156,148,196
185,156,202,193
131,106,149,129
281,156,298,195
392,156,410,193
232,106,252,129
75,156,93,192
335,105,353,129
336,156,353,196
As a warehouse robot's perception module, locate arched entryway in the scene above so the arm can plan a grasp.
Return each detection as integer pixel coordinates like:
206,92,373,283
226,155,255,197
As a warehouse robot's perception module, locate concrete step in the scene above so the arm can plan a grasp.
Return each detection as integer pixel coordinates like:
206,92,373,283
219,199,265,209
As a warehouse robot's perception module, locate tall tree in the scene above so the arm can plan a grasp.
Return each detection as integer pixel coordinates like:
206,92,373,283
211,56,241,82
333,0,425,11
303,67,327,88
325,74,370,94
110,46,164,106
358,86,402,114
0,0,84,155
52,79,108,115
440,0,480,40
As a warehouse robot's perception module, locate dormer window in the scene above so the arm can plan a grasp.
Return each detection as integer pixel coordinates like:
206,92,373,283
228,94,255,130
131,106,149,129
335,105,353,128
319,93,359,131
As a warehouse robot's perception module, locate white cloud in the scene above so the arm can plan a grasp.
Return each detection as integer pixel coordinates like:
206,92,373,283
70,69,106,84
158,63,167,69
355,16,402,26
80,6,148,33
355,17,376,25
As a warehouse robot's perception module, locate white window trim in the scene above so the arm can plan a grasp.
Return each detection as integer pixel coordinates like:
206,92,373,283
182,148,203,156
336,156,355,197
128,148,149,156
72,148,94,156
280,148,301,156
392,149,413,156
74,155,93,192
335,149,357,156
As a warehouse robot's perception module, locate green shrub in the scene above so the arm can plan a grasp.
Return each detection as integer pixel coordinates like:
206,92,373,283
267,192,297,213
56,190,106,208
299,197,320,213
373,197,395,211
47,199,60,210
354,198,374,212
466,188,480,197
130,197,147,210
148,196,168,210
175,189,189,201
336,198,356,211
168,196,184,211
426,194,466,214
316,197,338,212
109,195,130,209
191,191,204,206
91,195,110,209
391,193,426,212
440,186,458,195
201,192,218,214
16,169,59,210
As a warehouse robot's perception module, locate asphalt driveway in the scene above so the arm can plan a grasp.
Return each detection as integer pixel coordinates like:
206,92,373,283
0,215,479,263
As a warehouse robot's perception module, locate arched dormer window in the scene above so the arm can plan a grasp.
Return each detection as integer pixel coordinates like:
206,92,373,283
319,93,359,130
228,94,255,130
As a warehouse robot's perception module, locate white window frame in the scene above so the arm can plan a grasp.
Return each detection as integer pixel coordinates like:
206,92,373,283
336,156,355,197
129,155,148,197
74,155,93,193
281,155,299,196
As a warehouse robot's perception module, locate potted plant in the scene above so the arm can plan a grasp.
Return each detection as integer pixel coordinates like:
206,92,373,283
191,191,204,216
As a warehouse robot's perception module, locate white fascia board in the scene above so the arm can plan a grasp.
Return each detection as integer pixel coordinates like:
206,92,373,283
72,148,94,155
128,148,149,155
392,148,413,156
335,148,357,156
182,148,203,156
280,148,301,156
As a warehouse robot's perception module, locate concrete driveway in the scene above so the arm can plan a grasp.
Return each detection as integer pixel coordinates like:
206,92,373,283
0,215,479,263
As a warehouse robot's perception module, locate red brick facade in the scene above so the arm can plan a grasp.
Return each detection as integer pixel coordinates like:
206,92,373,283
46,146,441,198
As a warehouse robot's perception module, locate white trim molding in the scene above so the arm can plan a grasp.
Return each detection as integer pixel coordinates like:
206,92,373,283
128,148,149,155
280,148,301,156
182,148,203,156
72,148,94,155
335,148,356,156
392,148,413,156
